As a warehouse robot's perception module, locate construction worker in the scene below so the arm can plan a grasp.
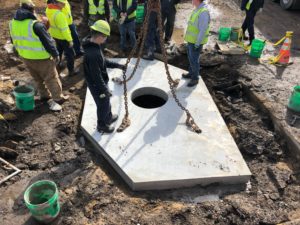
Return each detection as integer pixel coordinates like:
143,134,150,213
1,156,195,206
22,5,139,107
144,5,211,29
83,20,125,133
47,0,84,57
241,0,264,45
161,0,180,44
142,0,161,60
10,0,68,111
182,0,210,87
113,0,137,53
84,0,110,26
46,0,77,76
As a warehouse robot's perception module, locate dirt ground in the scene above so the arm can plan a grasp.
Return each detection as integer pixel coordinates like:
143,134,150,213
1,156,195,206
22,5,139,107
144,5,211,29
0,0,300,224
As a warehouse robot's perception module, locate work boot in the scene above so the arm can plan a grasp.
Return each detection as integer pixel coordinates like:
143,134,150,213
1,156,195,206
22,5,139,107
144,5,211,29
187,79,199,87
97,124,115,133
142,52,154,61
56,95,69,104
109,114,118,124
182,73,191,79
47,99,62,111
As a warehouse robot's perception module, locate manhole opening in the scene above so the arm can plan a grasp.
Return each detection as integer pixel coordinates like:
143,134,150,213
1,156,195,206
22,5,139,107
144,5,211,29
131,87,168,109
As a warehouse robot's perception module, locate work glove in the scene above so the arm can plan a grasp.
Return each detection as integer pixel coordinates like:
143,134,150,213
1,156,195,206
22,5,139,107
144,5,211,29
69,41,74,48
99,89,112,99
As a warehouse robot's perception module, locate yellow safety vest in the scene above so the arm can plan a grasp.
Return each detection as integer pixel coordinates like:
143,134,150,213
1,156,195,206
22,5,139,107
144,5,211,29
62,1,73,25
88,0,105,15
184,7,210,45
46,7,72,41
246,0,253,10
116,0,136,19
9,19,50,60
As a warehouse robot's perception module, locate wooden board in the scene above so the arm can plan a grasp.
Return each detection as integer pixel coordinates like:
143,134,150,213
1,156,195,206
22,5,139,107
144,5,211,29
216,41,245,55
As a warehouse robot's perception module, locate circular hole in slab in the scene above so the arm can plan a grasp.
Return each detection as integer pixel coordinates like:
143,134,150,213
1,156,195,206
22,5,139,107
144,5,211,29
131,87,168,109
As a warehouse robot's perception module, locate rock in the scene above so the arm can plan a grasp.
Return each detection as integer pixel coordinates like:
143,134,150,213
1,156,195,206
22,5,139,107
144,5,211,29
0,146,18,159
3,140,18,149
69,86,76,92
269,192,280,201
267,162,293,190
53,143,61,152
28,161,39,170
15,163,28,170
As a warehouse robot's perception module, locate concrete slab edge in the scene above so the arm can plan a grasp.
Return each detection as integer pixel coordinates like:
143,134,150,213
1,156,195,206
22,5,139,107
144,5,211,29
80,126,135,190
81,126,251,191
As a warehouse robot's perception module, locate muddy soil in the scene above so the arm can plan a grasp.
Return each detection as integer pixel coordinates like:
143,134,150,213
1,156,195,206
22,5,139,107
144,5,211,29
1,0,300,225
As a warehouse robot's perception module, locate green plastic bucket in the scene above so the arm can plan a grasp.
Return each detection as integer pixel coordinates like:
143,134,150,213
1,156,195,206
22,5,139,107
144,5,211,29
218,27,231,42
230,27,240,42
111,8,117,21
13,85,35,111
24,180,60,223
288,86,300,113
250,39,265,58
136,4,144,24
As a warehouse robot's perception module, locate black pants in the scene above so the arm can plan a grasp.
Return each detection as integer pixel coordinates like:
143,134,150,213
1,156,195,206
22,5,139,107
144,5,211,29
54,39,75,73
161,8,176,41
145,11,160,55
242,10,257,42
88,84,112,126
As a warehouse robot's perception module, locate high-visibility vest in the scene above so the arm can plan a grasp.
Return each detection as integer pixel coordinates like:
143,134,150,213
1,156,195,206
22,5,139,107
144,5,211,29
184,7,210,45
88,0,105,15
9,19,50,60
116,0,136,19
46,7,72,41
62,1,73,25
246,0,253,10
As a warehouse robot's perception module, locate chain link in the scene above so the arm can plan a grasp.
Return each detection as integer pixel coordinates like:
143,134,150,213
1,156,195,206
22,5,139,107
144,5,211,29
117,0,201,134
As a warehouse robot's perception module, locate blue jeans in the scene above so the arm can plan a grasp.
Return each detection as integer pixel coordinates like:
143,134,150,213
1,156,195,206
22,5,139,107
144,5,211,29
55,39,75,73
69,23,82,55
119,20,136,51
187,43,203,80
145,11,160,54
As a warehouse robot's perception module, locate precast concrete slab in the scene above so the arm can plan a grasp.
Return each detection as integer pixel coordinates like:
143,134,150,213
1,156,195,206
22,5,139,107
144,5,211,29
81,58,251,190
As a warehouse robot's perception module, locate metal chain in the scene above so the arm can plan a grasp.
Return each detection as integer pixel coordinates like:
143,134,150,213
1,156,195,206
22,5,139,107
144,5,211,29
116,0,153,132
117,0,201,134
155,0,201,134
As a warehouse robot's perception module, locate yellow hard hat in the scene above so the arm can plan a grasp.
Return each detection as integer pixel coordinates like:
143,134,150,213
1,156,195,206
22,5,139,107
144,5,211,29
56,0,67,3
90,20,111,36
20,0,35,6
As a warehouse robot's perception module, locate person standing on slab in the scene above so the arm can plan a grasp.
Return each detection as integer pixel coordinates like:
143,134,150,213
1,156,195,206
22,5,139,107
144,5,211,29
84,0,110,26
113,0,137,53
182,0,210,87
10,0,69,111
46,0,77,76
241,0,264,45
161,0,180,44
142,0,161,61
83,20,125,133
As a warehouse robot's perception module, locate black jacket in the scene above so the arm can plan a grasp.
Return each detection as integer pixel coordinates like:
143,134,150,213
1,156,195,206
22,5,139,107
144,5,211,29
113,0,137,23
241,0,264,12
13,8,58,57
83,40,123,94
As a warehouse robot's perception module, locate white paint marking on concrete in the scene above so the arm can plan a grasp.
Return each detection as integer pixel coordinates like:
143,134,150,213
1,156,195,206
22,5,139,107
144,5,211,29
81,58,251,190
